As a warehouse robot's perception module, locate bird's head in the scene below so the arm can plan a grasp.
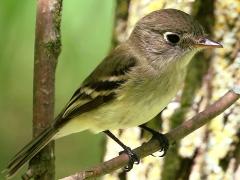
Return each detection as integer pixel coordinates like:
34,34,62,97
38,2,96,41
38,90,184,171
129,9,222,67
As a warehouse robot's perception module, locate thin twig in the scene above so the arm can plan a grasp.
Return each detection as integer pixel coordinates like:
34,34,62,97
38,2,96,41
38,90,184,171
60,89,239,180
25,0,63,179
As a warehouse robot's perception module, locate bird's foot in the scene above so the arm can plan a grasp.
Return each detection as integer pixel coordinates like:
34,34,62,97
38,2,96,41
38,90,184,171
139,125,169,157
119,146,140,171
151,132,169,157
103,130,140,172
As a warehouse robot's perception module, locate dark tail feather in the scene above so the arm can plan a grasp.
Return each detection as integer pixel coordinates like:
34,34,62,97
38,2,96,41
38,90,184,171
3,127,57,179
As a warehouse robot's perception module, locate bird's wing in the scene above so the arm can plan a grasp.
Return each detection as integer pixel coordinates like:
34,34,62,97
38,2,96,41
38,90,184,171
54,45,137,127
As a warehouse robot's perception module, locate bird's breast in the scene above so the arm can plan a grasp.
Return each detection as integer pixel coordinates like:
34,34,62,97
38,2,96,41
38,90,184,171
114,69,184,128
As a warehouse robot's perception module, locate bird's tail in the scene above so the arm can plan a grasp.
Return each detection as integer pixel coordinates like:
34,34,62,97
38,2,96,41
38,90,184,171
3,127,57,179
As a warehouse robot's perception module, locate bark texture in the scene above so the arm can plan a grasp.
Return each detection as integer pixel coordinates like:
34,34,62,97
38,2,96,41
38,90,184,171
25,0,63,179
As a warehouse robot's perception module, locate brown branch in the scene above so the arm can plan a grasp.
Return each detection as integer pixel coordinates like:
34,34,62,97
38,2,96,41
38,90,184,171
23,0,63,179
60,88,240,180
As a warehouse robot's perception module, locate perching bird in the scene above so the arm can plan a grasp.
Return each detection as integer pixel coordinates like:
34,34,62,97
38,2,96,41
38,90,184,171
4,8,222,178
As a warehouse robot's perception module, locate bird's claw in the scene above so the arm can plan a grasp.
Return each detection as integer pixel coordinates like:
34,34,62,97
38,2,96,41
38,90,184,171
151,132,169,157
119,146,140,171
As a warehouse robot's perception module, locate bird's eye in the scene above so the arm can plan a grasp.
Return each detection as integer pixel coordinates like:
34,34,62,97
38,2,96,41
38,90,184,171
164,32,180,44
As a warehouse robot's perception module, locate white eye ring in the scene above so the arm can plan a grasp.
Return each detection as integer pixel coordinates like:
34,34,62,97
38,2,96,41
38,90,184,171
163,32,180,44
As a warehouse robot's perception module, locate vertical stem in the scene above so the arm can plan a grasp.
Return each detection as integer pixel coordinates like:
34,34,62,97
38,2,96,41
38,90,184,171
30,0,62,179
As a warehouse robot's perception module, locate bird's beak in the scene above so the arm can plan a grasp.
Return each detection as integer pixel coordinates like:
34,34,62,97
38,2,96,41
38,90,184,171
195,37,223,48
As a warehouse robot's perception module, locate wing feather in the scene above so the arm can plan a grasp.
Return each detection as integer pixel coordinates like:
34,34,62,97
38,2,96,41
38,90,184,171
53,45,137,128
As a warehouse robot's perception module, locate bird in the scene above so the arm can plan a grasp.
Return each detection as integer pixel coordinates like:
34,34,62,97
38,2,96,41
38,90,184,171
4,8,222,178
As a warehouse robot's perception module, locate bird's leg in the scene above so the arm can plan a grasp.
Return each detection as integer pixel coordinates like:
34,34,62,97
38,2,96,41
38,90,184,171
103,130,140,171
139,124,169,156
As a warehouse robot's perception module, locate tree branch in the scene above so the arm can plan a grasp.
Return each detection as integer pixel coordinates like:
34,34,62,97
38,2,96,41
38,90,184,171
60,88,240,180
22,0,63,179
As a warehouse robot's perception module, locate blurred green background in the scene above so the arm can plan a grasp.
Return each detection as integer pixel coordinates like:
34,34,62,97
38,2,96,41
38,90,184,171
0,0,115,179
